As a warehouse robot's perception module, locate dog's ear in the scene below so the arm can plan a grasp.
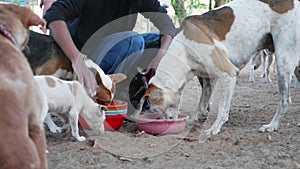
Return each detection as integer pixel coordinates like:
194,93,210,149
108,73,127,83
7,4,46,30
144,84,163,105
27,12,46,29
148,88,163,106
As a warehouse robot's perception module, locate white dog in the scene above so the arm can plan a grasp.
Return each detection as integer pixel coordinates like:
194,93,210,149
134,0,300,135
34,75,106,141
249,49,275,82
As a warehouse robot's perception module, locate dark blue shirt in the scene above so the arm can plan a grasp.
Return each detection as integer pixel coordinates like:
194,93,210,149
44,0,176,49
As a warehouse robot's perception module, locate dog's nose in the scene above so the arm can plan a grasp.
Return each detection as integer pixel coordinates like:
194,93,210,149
169,116,174,119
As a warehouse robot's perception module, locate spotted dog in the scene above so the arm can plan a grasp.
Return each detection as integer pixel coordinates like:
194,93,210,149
34,75,107,141
134,0,300,135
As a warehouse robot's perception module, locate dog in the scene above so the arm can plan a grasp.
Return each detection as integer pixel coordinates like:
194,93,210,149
249,49,275,83
134,0,300,135
34,75,106,141
0,3,48,169
23,30,127,106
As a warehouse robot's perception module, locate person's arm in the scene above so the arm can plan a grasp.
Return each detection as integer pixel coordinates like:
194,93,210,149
48,21,80,63
45,0,98,97
48,21,97,97
139,0,176,75
144,35,173,76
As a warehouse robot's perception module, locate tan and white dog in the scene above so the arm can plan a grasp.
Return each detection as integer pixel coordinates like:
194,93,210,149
0,3,48,169
34,75,107,142
249,49,275,82
134,0,300,135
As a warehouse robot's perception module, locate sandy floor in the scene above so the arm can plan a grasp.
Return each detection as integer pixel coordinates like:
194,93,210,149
45,63,300,169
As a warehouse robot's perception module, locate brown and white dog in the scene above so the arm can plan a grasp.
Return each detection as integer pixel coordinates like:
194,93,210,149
0,3,48,169
249,49,275,82
34,75,107,142
23,30,127,106
134,0,300,135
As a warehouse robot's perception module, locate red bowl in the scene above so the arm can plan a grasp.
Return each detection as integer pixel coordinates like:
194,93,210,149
78,113,127,131
78,100,128,131
136,113,189,135
104,113,127,130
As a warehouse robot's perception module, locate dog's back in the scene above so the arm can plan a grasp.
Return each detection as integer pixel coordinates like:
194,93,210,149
23,30,73,77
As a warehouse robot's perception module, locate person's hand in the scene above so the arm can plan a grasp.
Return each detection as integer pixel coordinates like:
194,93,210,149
72,53,98,97
142,35,173,77
142,56,160,77
142,48,166,77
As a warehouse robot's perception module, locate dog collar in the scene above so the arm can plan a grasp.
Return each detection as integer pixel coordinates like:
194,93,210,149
0,24,17,46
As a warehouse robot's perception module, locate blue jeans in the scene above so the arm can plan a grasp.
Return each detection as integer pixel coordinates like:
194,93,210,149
84,31,161,74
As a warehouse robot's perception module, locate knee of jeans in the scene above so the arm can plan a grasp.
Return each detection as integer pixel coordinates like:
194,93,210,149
129,34,145,50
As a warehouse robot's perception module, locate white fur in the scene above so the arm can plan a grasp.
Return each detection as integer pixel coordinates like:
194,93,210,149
34,75,106,141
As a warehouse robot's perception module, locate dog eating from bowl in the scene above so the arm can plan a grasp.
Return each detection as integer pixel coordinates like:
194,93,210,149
133,0,300,136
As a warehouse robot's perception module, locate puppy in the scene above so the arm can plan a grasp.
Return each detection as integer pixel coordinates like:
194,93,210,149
23,30,127,105
249,49,275,82
134,0,300,135
34,75,106,141
0,3,48,169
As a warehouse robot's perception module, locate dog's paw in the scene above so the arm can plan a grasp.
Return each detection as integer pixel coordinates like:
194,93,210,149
76,136,86,142
49,126,62,133
259,123,278,132
248,79,255,83
204,127,220,135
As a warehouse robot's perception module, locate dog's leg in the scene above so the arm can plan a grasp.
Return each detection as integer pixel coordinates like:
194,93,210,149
294,63,300,87
131,96,146,119
261,50,267,78
28,116,48,169
266,53,274,82
197,77,212,121
44,112,62,133
249,51,261,83
69,109,86,141
204,75,236,135
259,48,295,132
249,65,255,83
258,75,290,132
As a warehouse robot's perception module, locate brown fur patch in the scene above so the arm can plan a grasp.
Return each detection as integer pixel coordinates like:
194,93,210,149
259,0,294,14
79,66,112,105
94,72,111,105
45,76,56,88
144,84,158,97
183,6,234,43
34,54,72,75
145,84,164,106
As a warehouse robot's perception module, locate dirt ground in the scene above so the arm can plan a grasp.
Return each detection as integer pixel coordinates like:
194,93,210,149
45,63,300,169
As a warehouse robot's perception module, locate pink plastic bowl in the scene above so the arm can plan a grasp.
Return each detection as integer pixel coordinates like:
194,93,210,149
136,113,189,135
